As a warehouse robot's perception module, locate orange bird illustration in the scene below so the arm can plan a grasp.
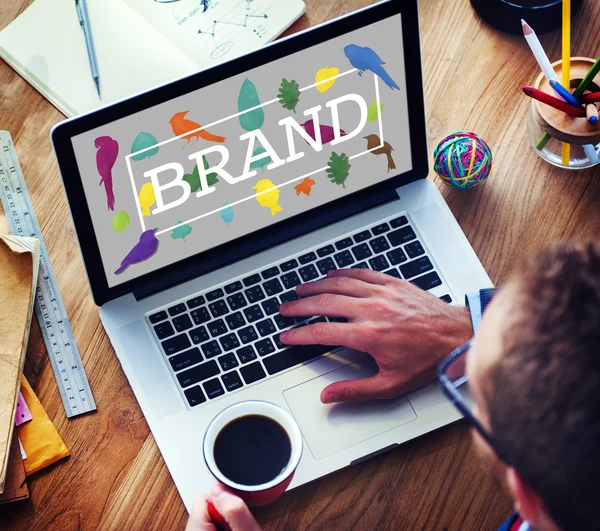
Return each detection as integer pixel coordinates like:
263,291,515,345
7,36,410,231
294,177,316,197
169,111,226,147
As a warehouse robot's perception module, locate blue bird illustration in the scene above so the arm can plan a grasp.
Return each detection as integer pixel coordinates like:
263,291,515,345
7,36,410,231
344,45,399,90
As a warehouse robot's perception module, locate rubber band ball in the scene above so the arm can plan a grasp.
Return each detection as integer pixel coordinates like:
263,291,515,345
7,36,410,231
433,132,493,189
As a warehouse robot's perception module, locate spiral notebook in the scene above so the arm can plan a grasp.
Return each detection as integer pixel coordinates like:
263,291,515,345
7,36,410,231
0,0,305,117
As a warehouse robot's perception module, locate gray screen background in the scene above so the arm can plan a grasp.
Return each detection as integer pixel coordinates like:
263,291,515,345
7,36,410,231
71,13,411,288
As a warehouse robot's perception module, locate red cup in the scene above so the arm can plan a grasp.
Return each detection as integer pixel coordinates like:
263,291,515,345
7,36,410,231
203,401,303,507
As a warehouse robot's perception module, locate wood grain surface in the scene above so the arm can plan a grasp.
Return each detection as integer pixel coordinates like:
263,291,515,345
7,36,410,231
1,0,599,529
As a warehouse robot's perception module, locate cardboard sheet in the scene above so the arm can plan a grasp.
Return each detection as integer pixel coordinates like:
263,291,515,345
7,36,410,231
0,235,40,493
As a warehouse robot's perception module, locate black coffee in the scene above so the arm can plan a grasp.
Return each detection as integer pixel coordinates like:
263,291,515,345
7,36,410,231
213,414,291,486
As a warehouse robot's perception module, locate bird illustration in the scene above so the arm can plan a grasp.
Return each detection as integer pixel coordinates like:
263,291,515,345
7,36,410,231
294,177,316,197
95,136,119,211
253,179,283,216
169,111,226,148
114,228,159,275
364,135,396,172
300,120,346,145
344,45,400,90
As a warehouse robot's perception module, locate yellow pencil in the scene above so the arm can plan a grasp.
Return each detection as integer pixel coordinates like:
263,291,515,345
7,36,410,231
562,0,571,166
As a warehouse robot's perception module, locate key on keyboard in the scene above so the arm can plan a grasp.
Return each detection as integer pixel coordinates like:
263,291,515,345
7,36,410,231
298,252,316,264
240,362,266,384
222,372,243,392
177,360,220,387
162,334,191,356
263,344,334,375
206,289,224,302
154,321,174,340
149,311,168,324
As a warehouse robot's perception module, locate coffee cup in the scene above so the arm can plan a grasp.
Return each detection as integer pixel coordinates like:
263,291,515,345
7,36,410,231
203,400,303,507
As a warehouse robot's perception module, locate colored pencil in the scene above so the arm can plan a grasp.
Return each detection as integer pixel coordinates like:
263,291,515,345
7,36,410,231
586,104,598,123
521,20,558,84
522,86,586,117
583,144,599,164
522,18,558,151
573,57,600,100
561,0,571,165
580,92,600,104
549,79,581,108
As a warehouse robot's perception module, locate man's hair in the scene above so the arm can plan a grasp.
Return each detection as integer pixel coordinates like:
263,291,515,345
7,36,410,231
487,241,600,531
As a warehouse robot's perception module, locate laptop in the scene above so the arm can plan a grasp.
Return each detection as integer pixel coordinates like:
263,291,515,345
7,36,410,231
52,0,492,512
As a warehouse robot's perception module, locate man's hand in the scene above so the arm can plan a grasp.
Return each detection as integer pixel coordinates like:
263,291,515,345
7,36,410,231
186,485,262,531
279,269,472,404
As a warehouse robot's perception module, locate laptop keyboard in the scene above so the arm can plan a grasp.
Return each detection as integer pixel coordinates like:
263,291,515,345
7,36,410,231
147,213,453,409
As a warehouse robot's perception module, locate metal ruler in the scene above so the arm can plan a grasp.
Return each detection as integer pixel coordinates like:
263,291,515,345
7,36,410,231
0,131,96,418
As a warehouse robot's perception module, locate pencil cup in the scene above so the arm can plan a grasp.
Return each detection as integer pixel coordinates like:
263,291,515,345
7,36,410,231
528,57,600,169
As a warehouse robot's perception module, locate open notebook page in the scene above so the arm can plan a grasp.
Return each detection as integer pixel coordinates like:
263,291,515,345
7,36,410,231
0,0,198,117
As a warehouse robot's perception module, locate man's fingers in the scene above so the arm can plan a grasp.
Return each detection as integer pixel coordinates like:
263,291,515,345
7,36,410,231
327,268,391,285
295,276,382,299
280,321,361,349
280,294,359,319
186,494,216,531
210,485,262,531
320,373,404,404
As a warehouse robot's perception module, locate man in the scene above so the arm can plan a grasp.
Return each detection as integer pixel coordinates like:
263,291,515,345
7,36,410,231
187,241,600,531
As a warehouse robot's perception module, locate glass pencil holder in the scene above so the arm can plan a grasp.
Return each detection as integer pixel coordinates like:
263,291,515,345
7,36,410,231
527,57,600,170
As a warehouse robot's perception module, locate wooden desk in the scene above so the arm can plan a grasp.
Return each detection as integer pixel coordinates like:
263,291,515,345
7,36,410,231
1,0,599,528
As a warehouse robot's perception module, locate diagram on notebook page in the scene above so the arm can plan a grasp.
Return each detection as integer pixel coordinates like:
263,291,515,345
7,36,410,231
125,0,305,65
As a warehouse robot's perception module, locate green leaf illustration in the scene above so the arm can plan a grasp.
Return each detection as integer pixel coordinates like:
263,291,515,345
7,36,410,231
112,210,130,233
326,152,351,189
183,158,219,193
367,101,384,122
277,78,300,113
250,147,272,172
238,79,265,131
171,221,193,242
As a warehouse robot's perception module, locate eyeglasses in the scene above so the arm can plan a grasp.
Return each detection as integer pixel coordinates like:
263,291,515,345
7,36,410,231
437,340,508,463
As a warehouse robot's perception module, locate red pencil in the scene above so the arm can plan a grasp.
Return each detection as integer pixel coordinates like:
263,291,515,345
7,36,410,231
522,86,586,117
580,91,600,104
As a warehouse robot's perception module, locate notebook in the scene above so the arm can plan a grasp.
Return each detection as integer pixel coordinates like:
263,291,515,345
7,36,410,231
0,235,40,494
0,0,305,117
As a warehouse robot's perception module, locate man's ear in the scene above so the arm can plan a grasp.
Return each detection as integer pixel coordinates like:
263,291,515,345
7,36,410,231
505,467,543,525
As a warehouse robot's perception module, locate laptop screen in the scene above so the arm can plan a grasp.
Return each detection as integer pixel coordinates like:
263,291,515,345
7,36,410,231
70,13,412,288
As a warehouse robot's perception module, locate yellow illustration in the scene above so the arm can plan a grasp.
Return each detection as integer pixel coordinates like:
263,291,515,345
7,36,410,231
138,182,156,217
315,67,340,93
253,179,283,216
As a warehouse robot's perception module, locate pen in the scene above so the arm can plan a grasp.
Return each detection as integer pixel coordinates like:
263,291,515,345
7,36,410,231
75,0,101,98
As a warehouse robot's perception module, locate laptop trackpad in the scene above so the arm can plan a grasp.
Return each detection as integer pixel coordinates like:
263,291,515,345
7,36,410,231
283,356,417,460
